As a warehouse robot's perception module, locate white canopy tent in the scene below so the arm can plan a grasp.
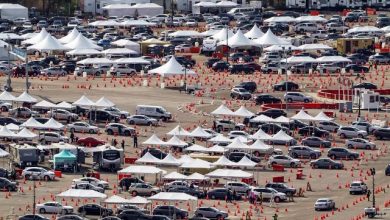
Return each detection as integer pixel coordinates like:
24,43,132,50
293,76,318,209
135,152,161,164
211,104,234,116
183,144,208,152
56,101,74,110
89,20,121,26
21,117,45,129
225,138,250,151
212,155,237,167
186,172,209,181
27,35,69,52
43,118,64,130
59,28,80,44
157,153,181,166
295,16,327,23
115,57,150,65
211,28,234,42
57,189,107,199
313,111,334,121
64,33,102,50
66,49,101,56
163,136,188,147
218,30,259,48
272,130,294,142
148,192,197,201
180,158,213,169
233,106,254,117
77,58,114,65
73,95,95,107
347,26,383,34
16,128,37,140
291,109,315,121
118,165,166,175
14,92,37,103
143,134,166,146
316,56,352,63
0,91,16,101
208,134,232,144
0,126,16,138
250,140,273,154
127,196,150,205
206,169,253,179
207,145,227,153
95,97,115,108
163,171,187,180
167,125,191,137
236,156,257,168
111,39,140,53
264,45,298,52
297,44,333,51
104,195,132,204
254,30,291,46
281,56,317,64
250,129,273,140
244,25,264,39
264,16,296,24
121,19,156,27
189,126,212,139
169,30,203,38
34,100,57,109
22,28,49,45
148,57,196,77
102,48,138,56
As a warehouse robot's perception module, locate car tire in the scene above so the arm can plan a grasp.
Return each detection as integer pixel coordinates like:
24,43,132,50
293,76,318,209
128,120,135,125
347,144,353,148
358,134,364,138
287,98,292,103
274,197,280,203
107,129,113,135
89,129,95,134
348,155,355,160
1,106,8,112
132,191,138,196
340,133,346,139
70,128,75,133
313,164,319,169
151,191,156,196
211,195,216,199
365,145,371,150
147,122,152,126
44,175,50,181
290,162,297,168
292,152,298,158
39,208,45,214
304,99,309,103
124,131,130,136
310,154,317,159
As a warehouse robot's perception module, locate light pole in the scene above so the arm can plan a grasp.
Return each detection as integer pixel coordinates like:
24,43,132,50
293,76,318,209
281,46,291,111
182,64,189,93
226,25,229,62
370,168,376,208
5,35,12,92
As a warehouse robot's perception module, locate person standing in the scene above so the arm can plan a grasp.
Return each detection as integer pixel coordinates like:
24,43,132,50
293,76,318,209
133,134,138,148
113,139,118,147
121,139,125,150
70,130,75,143
367,189,371,201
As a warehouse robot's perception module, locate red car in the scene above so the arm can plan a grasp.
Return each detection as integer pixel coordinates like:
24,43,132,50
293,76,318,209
77,137,105,147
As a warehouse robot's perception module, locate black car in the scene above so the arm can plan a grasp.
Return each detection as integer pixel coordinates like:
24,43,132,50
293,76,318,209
262,11,277,19
86,110,120,123
260,123,289,135
40,56,61,65
227,152,261,163
153,206,188,219
116,204,148,215
61,63,76,73
386,164,390,176
207,188,241,200
141,148,167,159
176,56,196,67
117,210,150,220
281,119,309,130
345,64,369,73
204,58,220,68
0,177,18,191
352,82,377,90
235,81,257,93
167,186,205,198
56,215,85,220
78,204,113,216
211,61,230,72
258,108,287,118
298,126,329,138
19,214,49,220
229,64,254,74
273,81,299,91
373,128,390,140
376,17,390,28
255,94,281,105
119,177,145,191
0,117,21,125
150,215,171,220
229,52,246,61
0,168,9,178
347,53,368,64
265,182,296,196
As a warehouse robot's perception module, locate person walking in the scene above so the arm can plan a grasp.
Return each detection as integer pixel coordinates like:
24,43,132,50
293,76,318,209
367,189,371,201
121,139,125,150
133,134,138,148
70,130,75,143
226,190,232,203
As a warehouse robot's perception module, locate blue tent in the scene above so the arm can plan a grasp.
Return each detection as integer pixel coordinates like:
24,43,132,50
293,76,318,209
53,150,76,170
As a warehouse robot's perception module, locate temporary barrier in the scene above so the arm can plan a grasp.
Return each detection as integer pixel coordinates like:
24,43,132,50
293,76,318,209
261,103,338,110
272,176,284,183
54,171,62,178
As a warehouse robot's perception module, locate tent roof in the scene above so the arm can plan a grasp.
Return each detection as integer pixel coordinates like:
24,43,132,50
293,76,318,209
272,130,294,141
118,165,165,174
102,3,132,9
102,48,138,55
314,111,334,121
127,196,150,204
274,116,290,123
66,48,102,56
59,28,80,44
22,28,49,45
225,138,250,150
186,172,209,180
57,189,107,199
251,114,274,123
254,29,290,46
250,129,272,140
95,97,115,108
16,128,37,139
264,16,295,23
218,29,259,48
34,100,57,108
184,144,208,152
206,145,227,153
236,156,257,167
157,153,181,166
316,56,352,63
169,30,202,38
234,106,254,117
111,39,140,47
208,134,232,143
136,152,161,164
0,91,16,101
163,171,187,180
297,43,332,51
148,57,196,77
216,1,238,6
14,91,37,103
148,192,197,201
6,123,19,131
56,101,73,109
104,195,132,204
180,158,213,169
164,135,188,147
189,126,212,138
264,45,299,52
296,16,327,23
291,109,314,121
115,57,150,64
43,118,64,130
211,104,234,115
167,125,191,136
0,126,15,137
348,26,383,33
212,155,237,166
54,150,76,159
244,25,264,39
282,56,317,63
211,28,234,41
0,148,9,157
206,169,253,178
143,134,166,145
65,33,102,50
121,20,156,27
77,58,113,65
21,117,44,129
73,95,95,107
27,35,69,52
250,140,273,154
89,20,121,26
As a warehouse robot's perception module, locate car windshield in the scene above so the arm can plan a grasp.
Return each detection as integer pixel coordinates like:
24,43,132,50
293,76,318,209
317,199,328,202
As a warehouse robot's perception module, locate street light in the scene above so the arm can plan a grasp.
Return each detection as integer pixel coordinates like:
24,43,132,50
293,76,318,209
182,64,190,93
370,168,376,208
5,35,12,92
281,46,292,111
226,25,229,62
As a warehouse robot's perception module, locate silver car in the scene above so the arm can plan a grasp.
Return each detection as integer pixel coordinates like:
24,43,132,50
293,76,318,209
288,146,321,159
224,182,251,195
194,207,228,219
48,109,78,121
337,126,368,138
346,138,376,150
314,198,335,211
268,155,301,168
40,67,67,76
68,122,99,134
284,92,313,103
103,107,129,119
71,182,105,193
318,121,340,132
126,115,158,126
105,123,135,136
39,132,69,144
22,167,55,181
9,107,38,118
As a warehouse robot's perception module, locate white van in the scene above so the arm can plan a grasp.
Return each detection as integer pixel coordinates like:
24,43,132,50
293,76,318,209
136,105,172,121
201,39,217,55
227,7,260,15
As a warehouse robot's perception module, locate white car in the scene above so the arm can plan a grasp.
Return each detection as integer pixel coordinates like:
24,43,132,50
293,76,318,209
0,100,12,111
228,130,249,139
346,138,376,150
39,132,69,144
317,63,342,74
349,181,368,195
72,177,109,189
351,121,379,134
36,202,73,214
185,19,198,27
310,30,327,39
47,109,78,121
67,21,79,27
294,22,317,32
251,187,287,203
103,107,129,119
22,167,55,181
109,65,137,76
314,198,335,211
337,127,368,139
67,122,99,134
225,182,251,195
71,182,105,193
175,44,192,53
40,67,67,76
268,155,301,168
318,121,340,132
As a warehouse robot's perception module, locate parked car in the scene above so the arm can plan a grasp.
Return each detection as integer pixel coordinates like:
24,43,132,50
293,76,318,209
346,138,376,150
288,146,321,159
0,177,18,191
211,61,230,71
327,147,359,160
71,182,104,193
118,177,145,191
345,64,369,73
255,94,281,105
314,198,335,211
116,204,148,215
224,182,251,195
215,119,245,131
36,202,73,214
310,158,344,169
78,204,113,216
284,92,313,103
22,167,55,181
19,214,49,220
207,188,240,200
337,126,368,138
76,137,105,147
48,109,78,121
228,152,261,163
229,64,255,74
127,115,158,126
273,81,299,91
251,187,287,203
72,177,109,189
194,207,228,219
228,130,249,139
351,121,379,134
9,107,38,118
385,164,390,176
265,182,296,196
234,81,257,93
102,107,129,119
68,122,99,134
87,110,120,123
349,181,368,195
105,123,135,136
298,126,329,138
39,132,69,144
128,183,161,196
167,186,205,198
373,128,390,140
141,148,167,159
230,87,252,100
153,205,188,219
268,155,301,168
40,67,67,76
258,108,287,118
318,121,340,132
301,136,331,148
117,209,150,220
